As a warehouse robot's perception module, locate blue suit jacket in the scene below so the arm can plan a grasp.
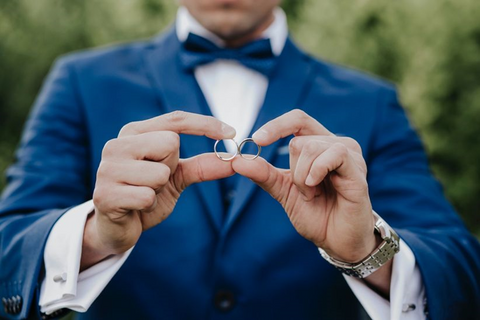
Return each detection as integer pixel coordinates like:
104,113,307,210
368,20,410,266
1,28,479,319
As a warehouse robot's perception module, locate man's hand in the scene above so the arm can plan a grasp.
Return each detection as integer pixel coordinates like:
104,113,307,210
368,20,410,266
82,111,236,270
232,109,392,296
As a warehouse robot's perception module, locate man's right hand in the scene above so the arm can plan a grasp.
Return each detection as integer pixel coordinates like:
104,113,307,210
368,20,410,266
81,111,236,270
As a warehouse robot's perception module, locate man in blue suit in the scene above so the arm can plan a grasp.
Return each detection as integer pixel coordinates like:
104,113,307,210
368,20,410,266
1,0,479,319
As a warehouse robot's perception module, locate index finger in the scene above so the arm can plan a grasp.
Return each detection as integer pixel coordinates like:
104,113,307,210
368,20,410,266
119,111,236,140
252,109,333,146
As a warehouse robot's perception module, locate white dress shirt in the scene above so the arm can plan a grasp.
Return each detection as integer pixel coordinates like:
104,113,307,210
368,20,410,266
39,7,426,319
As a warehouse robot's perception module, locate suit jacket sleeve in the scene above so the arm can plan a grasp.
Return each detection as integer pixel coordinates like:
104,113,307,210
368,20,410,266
366,86,480,319
0,57,90,319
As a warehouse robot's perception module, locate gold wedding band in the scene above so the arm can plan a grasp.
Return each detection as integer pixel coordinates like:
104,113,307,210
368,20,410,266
214,138,261,161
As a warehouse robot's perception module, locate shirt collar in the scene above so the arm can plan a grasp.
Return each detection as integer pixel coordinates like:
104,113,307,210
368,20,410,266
176,6,288,56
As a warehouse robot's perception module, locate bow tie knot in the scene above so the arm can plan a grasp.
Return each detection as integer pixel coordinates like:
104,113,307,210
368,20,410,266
179,33,276,76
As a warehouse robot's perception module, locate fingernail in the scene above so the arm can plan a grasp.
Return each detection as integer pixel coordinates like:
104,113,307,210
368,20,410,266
305,174,315,186
252,129,268,142
222,123,236,138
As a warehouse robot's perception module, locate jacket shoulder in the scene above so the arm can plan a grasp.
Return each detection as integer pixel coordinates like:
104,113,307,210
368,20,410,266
308,54,397,95
54,39,151,74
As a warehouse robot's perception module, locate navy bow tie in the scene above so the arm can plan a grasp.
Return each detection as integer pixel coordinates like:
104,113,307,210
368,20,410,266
179,33,276,76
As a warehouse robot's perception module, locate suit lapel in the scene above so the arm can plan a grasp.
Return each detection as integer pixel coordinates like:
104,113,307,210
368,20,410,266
223,38,316,234
142,28,224,232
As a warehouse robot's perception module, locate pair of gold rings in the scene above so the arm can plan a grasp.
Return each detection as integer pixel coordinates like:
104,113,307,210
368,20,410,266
214,138,261,161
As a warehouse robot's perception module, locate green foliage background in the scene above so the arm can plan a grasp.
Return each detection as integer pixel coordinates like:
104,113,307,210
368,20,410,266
1,0,479,236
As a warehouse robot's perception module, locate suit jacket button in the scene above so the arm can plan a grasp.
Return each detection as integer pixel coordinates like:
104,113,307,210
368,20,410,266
214,290,235,312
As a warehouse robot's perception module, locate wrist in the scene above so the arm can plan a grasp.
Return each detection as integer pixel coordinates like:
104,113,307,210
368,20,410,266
318,211,400,279
348,229,383,263
320,212,378,263
80,212,114,271
362,257,393,298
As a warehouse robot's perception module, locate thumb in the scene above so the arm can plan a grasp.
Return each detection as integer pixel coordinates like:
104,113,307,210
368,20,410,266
232,156,286,202
177,153,235,190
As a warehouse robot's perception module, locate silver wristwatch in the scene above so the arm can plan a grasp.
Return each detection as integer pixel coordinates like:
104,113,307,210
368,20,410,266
318,211,400,278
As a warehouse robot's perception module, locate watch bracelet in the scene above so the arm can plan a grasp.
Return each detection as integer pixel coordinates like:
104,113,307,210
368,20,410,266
319,213,400,278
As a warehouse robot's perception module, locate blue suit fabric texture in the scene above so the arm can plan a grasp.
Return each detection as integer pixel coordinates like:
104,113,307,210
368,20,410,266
0,28,479,320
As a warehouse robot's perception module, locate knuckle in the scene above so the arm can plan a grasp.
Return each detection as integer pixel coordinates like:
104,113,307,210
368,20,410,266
289,137,301,152
102,139,119,158
103,137,133,159
167,110,188,123
291,109,307,120
119,122,138,137
332,142,349,157
342,137,362,154
139,189,156,209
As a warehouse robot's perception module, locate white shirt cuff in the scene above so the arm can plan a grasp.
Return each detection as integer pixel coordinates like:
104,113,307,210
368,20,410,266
40,201,425,318
39,200,133,315
342,239,425,320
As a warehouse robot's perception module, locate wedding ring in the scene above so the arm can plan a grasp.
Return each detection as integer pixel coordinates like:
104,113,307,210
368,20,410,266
214,138,261,161
214,139,238,161
238,138,261,160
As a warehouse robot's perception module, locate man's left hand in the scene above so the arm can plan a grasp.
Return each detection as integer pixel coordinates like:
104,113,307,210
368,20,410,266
232,109,377,264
